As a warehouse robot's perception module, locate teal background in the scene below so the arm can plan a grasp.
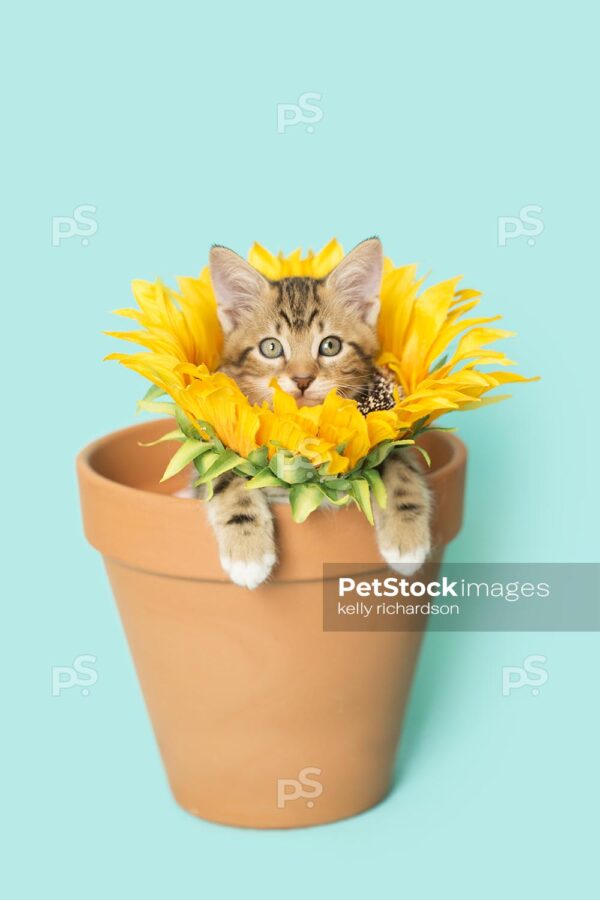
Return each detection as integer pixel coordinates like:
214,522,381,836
3,1,598,897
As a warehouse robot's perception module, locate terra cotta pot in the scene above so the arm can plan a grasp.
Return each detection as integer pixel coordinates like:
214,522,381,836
77,418,466,828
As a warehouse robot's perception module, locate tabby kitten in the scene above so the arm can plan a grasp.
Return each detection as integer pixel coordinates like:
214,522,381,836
206,238,431,588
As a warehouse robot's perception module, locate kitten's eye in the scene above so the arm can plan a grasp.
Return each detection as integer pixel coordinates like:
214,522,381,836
318,335,342,357
259,337,284,359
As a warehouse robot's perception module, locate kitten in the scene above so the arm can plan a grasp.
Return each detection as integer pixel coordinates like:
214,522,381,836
206,238,431,588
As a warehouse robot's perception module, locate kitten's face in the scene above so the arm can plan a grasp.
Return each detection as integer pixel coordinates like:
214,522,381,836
210,238,383,406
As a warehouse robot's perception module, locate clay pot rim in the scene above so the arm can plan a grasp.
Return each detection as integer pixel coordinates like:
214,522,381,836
78,418,467,584
77,418,467,508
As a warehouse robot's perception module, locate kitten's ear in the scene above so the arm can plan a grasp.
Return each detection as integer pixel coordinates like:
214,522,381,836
209,246,270,333
324,237,383,326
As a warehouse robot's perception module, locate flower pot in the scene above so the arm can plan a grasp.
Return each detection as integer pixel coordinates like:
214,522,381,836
77,419,466,828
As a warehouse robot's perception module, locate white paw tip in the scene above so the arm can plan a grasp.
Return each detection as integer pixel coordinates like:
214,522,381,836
380,545,430,576
221,553,276,589
173,485,197,499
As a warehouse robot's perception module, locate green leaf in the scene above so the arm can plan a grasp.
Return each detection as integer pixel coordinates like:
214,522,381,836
233,459,258,477
248,446,268,469
193,450,221,477
194,420,224,451
142,384,166,402
319,484,352,506
319,477,352,491
245,468,287,490
416,424,456,433
195,449,246,484
362,438,416,470
363,440,397,469
410,415,430,434
349,478,374,525
161,438,214,482
269,450,317,484
138,428,186,448
430,353,448,373
289,483,325,523
317,458,348,477
137,399,177,417
413,445,432,468
363,468,387,509
175,406,200,440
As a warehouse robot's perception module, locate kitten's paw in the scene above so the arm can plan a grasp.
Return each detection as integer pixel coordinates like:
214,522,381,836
220,552,277,589
380,543,430,576
173,484,197,499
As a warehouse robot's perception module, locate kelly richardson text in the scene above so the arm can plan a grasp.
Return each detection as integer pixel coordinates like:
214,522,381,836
322,563,600,632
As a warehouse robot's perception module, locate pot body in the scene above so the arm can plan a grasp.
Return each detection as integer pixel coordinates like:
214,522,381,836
77,419,466,828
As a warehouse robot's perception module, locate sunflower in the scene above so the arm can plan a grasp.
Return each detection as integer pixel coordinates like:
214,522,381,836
376,262,537,432
106,270,222,390
172,366,260,460
247,238,344,280
107,239,537,520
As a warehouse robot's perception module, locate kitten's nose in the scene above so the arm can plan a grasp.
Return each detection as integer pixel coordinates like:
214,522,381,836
292,375,315,393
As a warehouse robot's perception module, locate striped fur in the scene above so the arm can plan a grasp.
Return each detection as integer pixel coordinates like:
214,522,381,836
218,273,379,406
204,239,431,588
